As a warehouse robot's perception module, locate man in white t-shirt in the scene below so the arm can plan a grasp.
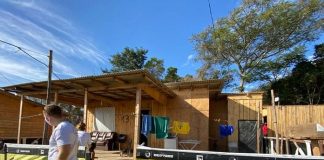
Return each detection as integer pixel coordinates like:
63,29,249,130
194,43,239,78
43,104,79,160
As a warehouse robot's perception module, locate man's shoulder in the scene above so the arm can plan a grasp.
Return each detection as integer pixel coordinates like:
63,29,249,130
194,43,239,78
57,121,76,132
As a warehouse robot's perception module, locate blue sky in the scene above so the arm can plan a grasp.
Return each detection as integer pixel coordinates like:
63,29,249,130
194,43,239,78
0,0,322,91
0,0,240,87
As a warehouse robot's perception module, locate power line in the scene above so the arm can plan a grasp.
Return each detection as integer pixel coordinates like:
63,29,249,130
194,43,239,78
207,0,215,28
18,47,48,67
0,39,48,67
0,72,14,85
0,39,68,82
0,39,47,57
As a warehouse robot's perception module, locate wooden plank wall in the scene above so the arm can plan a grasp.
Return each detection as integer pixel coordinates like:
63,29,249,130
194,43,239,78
209,96,228,151
227,93,263,151
0,92,45,139
86,99,166,149
167,88,210,151
266,105,324,137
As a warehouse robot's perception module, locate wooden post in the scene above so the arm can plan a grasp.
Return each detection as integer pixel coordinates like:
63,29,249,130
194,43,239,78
286,138,290,154
257,101,260,153
280,134,283,154
271,90,279,154
52,92,58,132
42,50,53,145
54,92,58,104
133,88,141,159
83,89,88,127
17,95,24,144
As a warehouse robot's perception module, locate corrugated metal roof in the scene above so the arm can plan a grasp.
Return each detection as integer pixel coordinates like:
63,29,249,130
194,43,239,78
165,79,224,90
1,69,177,98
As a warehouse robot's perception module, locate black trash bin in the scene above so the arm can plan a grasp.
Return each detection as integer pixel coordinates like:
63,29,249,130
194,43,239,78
118,134,127,143
107,133,117,150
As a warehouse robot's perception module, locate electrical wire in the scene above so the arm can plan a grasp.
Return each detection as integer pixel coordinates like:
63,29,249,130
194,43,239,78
0,72,14,85
0,39,48,67
0,39,69,83
0,40,47,57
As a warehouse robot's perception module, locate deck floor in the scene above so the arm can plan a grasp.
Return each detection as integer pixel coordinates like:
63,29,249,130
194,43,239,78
95,146,133,160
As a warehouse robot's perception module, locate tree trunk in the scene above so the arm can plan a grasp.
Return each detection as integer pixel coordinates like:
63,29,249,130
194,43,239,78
239,78,245,92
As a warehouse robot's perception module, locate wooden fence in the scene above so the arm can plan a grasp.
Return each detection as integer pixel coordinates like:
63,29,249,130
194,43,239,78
265,105,324,137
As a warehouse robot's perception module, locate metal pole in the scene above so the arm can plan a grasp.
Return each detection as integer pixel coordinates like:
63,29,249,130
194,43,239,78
42,50,53,145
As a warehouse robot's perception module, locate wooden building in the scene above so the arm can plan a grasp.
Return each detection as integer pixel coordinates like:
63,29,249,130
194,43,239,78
1,70,263,156
0,90,44,143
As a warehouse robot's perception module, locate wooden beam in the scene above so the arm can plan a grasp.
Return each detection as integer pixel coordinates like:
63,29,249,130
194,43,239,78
139,84,167,105
90,79,109,86
83,89,88,128
20,83,141,95
93,92,124,99
73,81,89,88
87,92,115,105
50,83,71,90
133,88,141,159
113,76,128,84
121,89,136,96
105,91,133,99
35,94,84,106
17,95,24,144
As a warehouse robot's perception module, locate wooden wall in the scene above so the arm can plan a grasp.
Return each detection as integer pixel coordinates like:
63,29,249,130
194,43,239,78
227,93,263,151
86,99,166,149
265,105,324,137
167,88,210,151
0,92,45,140
209,96,228,151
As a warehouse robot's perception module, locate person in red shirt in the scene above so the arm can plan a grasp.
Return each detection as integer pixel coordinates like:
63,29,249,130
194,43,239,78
262,123,268,136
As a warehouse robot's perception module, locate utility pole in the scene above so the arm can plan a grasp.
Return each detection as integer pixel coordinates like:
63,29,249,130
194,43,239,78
271,89,279,154
42,50,53,145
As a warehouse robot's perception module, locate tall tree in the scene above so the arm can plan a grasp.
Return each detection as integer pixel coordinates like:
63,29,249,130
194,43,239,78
144,57,165,80
106,47,147,72
193,0,323,92
164,67,181,83
102,47,167,80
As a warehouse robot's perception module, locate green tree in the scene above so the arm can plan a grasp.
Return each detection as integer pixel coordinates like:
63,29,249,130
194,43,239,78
254,46,306,83
103,48,167,80
164,67,181,83
261,43,324,105
105,47,148,72
193,0,323,92
144,57,165,80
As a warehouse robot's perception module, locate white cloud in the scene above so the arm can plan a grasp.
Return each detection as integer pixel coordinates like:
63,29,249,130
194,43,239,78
187,54,194,60
182,54,195,66
0,56,47,82
0,1,106,86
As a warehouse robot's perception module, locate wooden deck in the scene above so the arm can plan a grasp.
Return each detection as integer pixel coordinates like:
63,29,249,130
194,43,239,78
95,146,133,160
